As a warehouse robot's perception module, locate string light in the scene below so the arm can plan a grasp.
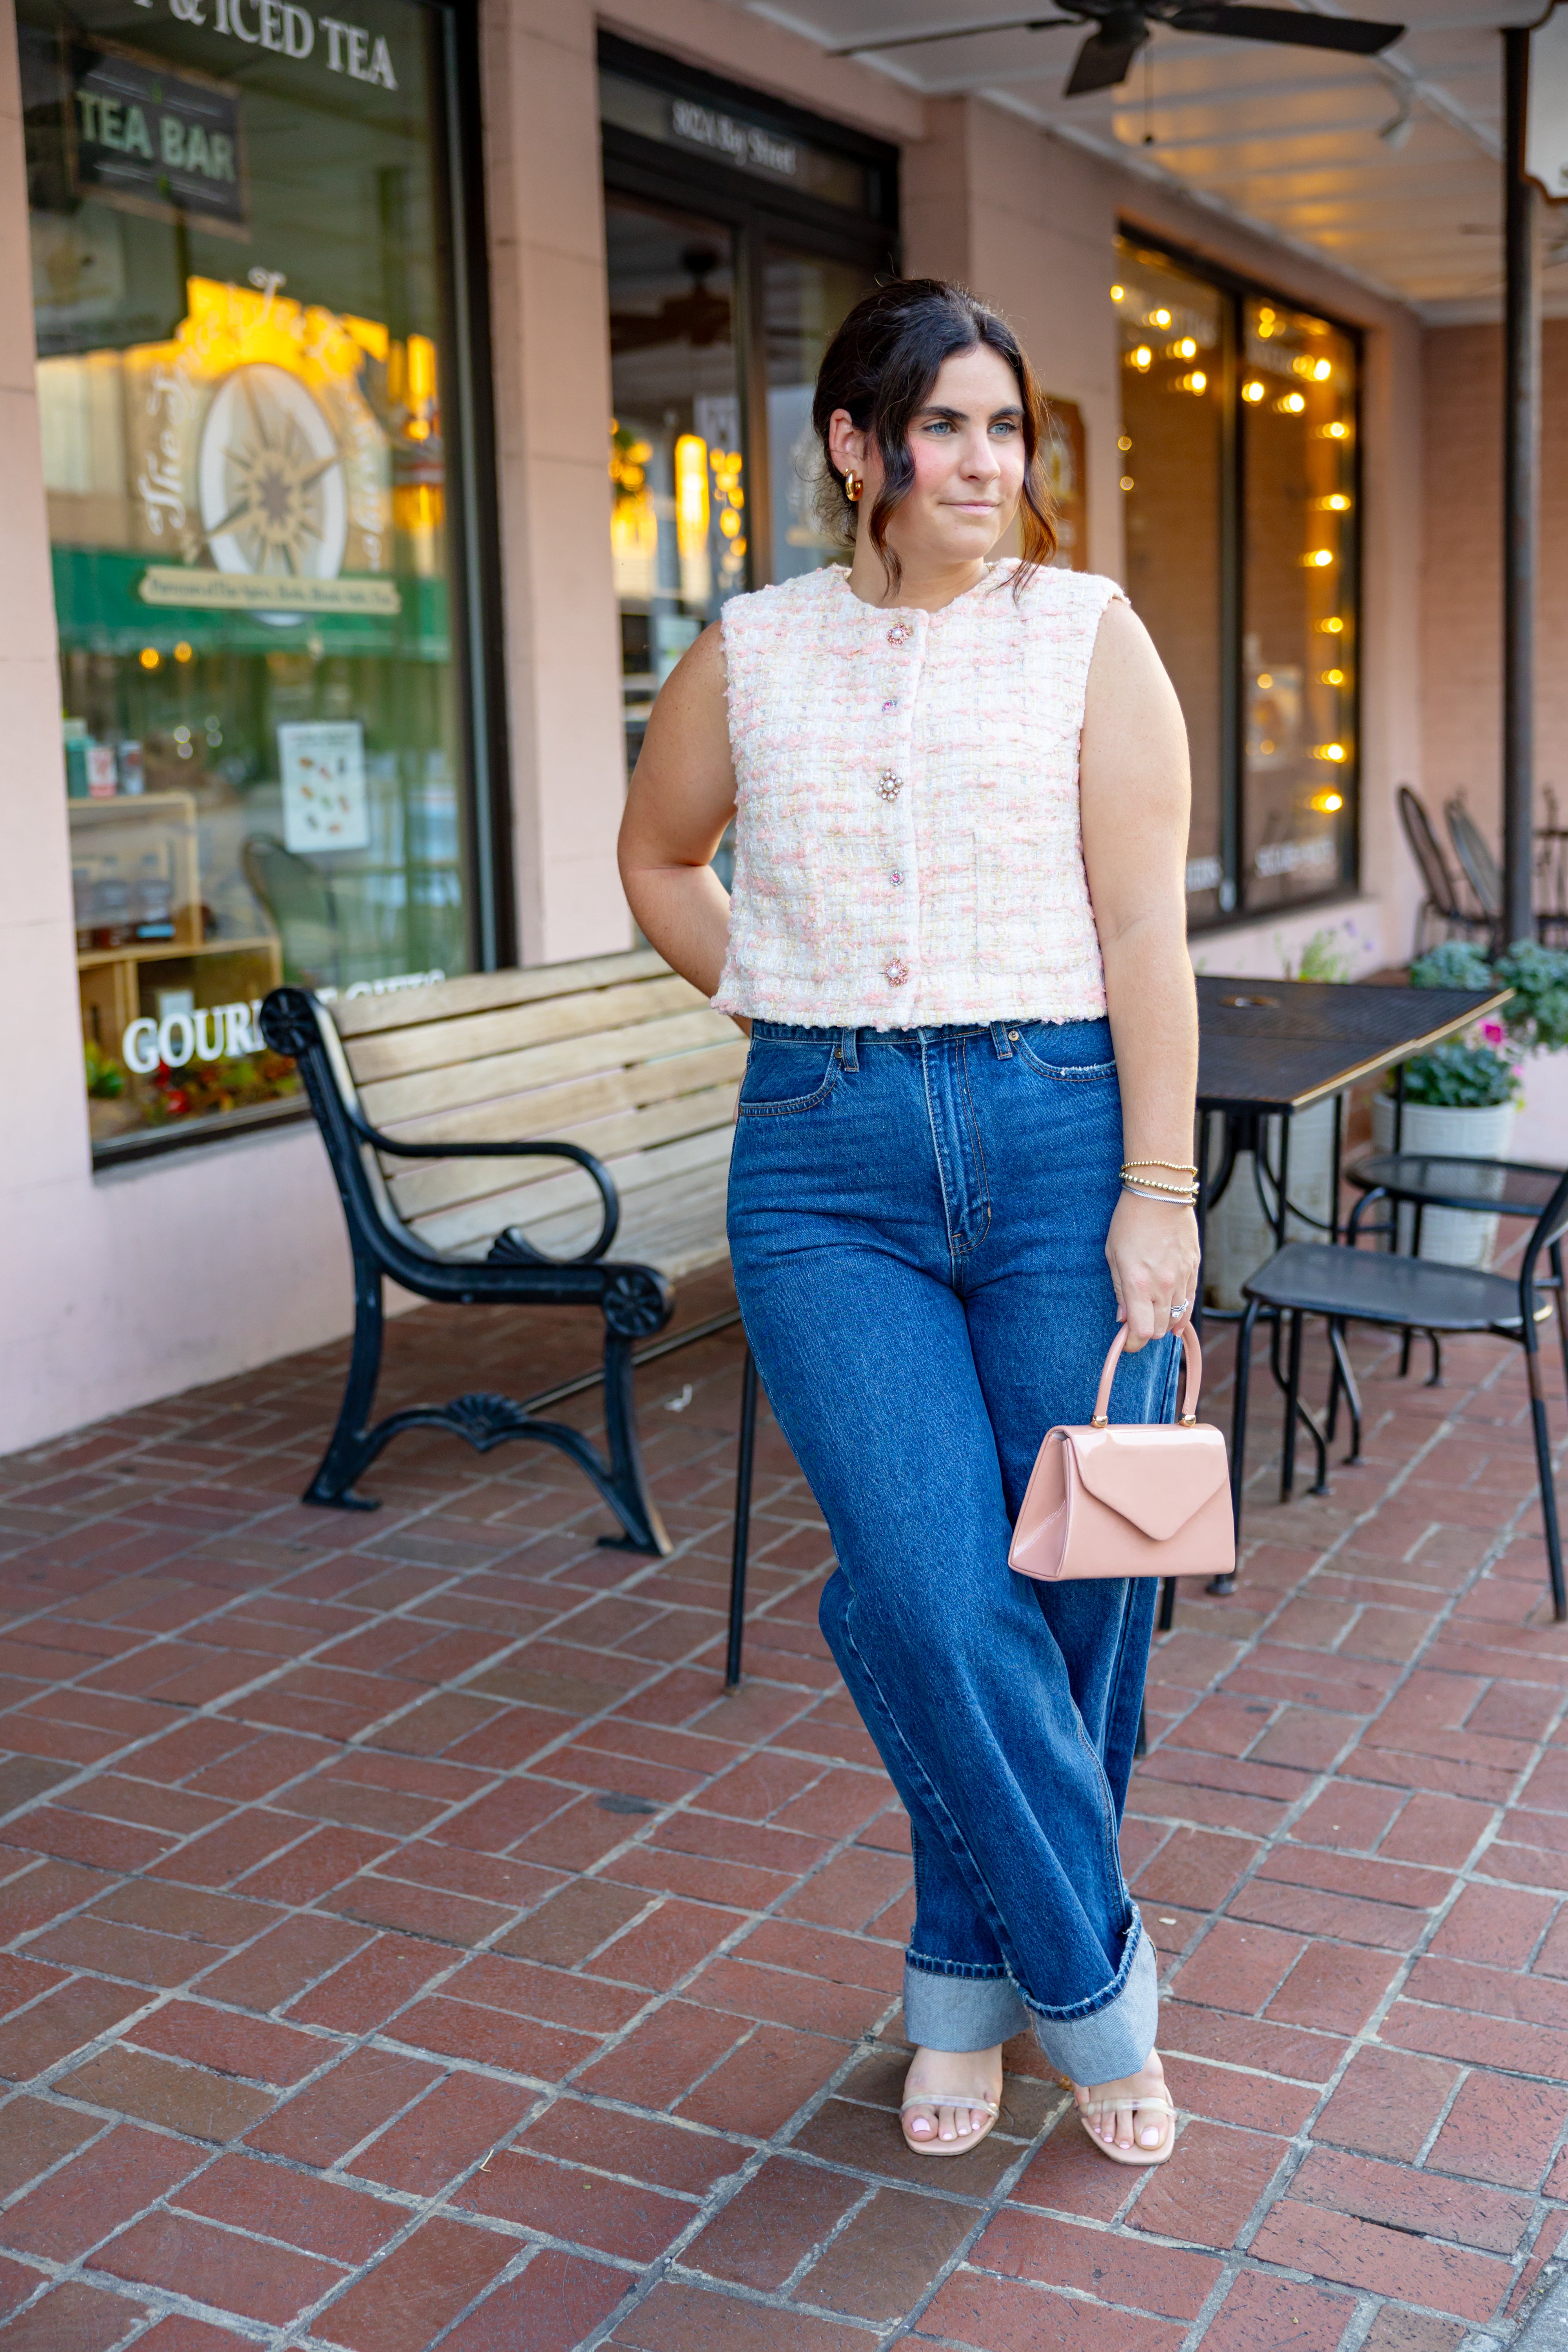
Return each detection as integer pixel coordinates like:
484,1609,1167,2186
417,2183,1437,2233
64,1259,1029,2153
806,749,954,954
138,647,160,670
1315,743,1348,762
1151,307,1172,327
1111,283,1126,301
1243,380,1265,403
1131,346,1152,371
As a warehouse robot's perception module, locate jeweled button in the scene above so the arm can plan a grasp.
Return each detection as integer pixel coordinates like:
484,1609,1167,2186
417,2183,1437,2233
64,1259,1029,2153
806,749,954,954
882,698,898,713
889,870,903,887
876,770,903,802
885,958,910,986
887,619,913,647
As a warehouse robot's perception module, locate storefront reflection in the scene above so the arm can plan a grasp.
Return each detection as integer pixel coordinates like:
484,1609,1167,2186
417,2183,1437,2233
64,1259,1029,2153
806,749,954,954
23,0,474,1156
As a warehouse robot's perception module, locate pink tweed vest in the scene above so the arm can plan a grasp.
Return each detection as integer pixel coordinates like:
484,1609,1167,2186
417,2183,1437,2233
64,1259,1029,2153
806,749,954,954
712,561,1123,1029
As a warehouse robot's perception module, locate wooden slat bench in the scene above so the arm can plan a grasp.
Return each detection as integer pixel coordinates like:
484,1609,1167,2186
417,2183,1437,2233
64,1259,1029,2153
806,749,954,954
260,947,747,1555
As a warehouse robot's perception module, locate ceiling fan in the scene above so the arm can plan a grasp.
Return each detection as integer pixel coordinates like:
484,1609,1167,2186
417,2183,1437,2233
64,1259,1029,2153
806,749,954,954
834,3,1405,98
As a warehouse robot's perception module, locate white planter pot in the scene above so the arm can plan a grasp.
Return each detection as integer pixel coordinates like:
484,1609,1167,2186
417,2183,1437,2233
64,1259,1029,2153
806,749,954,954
1512,1053,1568,1168
1370,1094,1517,1269
1202,1097,1338,1312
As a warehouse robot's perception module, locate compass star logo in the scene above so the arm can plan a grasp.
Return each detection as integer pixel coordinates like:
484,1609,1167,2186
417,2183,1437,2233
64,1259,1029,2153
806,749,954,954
197,362,348,579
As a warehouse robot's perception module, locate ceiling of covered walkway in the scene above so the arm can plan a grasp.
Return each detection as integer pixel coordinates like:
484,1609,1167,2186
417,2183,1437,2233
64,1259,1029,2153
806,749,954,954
739,0,1564,317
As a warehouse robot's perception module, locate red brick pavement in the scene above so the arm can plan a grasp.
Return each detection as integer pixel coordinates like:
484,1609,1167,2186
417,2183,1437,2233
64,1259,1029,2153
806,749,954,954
0,1268,1561,2347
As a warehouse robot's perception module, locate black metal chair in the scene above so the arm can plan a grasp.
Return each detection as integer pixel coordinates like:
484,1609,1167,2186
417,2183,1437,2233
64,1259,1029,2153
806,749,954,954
1534,787,1568,949
1230,1161,1568,1620
1398,785,1490,955
1341,1148,1568,1402
1445,797,1504,950
243,838,347,992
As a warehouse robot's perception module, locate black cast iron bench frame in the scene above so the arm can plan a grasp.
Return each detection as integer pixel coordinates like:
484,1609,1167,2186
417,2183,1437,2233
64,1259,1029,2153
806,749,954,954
260,983,702,1556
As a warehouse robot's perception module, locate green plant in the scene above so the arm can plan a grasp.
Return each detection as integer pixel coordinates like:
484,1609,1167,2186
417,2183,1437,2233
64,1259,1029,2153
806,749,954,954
1408,937,1568,1058
83,1039,123,1100
1495,940,1568,1056
1399,1040,1522,1109
1408,940,1495,995
1296,927,1352,984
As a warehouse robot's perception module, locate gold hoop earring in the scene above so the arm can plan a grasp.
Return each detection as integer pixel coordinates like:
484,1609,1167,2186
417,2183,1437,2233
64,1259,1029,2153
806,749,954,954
844,470,863,505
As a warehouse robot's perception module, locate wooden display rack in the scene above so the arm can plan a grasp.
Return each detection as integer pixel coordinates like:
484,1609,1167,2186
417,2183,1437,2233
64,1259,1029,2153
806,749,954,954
72,791,282,1064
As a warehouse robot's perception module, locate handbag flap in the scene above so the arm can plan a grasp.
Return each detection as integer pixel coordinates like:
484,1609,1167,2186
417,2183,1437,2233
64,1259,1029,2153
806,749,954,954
1062,1424,1229,1541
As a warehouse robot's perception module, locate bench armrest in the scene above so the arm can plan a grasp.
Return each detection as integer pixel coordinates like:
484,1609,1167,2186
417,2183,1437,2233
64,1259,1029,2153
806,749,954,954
347,1113,619,1264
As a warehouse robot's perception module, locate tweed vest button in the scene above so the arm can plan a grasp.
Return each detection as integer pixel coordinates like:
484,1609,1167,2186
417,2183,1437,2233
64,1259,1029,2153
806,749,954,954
887,618,913,646
876,771,903,802
885,958,910,986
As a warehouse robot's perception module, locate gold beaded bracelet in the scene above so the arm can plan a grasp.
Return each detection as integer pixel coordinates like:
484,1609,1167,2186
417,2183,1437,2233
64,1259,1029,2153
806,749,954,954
1122,1160,1198,1177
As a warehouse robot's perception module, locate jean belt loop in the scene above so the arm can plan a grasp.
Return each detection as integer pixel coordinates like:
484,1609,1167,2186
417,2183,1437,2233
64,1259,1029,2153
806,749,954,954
839,1026,859,1073
990,1021,1014,1060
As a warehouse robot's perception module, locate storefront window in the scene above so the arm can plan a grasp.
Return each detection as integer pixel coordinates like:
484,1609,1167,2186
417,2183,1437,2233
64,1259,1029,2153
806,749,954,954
1114,236,1360,926
600,39,896,814
20,0,486,1156
1241,297,1357,912
1115,247,1229,923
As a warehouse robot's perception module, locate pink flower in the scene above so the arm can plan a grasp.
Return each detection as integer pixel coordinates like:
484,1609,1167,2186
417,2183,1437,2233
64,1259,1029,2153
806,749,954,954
1481,1018,1506,1046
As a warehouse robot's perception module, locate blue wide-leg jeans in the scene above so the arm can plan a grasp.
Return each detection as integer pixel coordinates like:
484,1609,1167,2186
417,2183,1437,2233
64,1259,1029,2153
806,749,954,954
726,1016,1178,2083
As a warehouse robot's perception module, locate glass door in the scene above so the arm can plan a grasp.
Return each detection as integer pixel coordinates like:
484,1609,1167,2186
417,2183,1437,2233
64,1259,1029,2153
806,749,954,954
606,200,745,782
600,38,898,830
764,246,878,586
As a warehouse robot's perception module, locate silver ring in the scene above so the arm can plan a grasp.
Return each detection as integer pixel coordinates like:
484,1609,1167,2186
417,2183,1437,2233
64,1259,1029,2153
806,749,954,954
1169,1299,1190,1319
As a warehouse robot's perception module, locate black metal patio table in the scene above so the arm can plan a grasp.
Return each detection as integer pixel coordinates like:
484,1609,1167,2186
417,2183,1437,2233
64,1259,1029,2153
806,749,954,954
1195,974,1511,1230
1174,973,1511,1617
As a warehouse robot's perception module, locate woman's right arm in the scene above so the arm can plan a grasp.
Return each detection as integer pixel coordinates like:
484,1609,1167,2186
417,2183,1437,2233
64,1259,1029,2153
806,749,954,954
617,622,739,1004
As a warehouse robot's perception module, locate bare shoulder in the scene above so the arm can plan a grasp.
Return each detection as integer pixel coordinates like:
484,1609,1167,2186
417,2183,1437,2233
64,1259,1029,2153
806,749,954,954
1088,594,1161,679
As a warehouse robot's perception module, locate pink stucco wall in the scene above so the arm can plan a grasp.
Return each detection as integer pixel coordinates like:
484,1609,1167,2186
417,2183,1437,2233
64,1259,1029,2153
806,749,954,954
1420,319,1568,856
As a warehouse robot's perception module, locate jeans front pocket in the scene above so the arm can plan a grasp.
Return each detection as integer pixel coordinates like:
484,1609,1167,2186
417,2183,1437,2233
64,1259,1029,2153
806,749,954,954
1014,1021,1117,1085
737,1036,844,1118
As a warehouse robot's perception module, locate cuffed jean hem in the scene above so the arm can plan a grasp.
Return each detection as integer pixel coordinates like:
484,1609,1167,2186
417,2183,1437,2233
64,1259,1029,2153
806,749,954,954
1025,1927,1159,2085
903,1927,1158,2084
903,1962,1029,2053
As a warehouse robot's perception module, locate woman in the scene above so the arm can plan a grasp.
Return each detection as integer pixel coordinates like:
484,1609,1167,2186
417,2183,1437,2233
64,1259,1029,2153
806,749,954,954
619,279,1198,2166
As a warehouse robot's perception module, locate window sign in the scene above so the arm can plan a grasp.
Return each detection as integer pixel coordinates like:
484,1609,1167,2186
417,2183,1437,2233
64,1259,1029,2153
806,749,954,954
599,67,880,220
67,44,247,234
279,721,369,851
22,0,483,1156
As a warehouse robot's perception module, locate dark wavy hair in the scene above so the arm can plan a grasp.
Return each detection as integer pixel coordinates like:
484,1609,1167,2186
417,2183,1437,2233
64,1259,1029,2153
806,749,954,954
811,278,1057,595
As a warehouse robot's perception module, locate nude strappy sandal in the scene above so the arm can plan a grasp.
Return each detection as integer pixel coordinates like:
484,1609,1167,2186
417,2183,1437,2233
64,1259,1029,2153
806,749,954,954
899,2091,1001,2158
1073,2087,1177,2166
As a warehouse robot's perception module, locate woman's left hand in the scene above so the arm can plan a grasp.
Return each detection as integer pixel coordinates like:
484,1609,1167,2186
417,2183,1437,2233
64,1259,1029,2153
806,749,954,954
1106,1193,1200,1351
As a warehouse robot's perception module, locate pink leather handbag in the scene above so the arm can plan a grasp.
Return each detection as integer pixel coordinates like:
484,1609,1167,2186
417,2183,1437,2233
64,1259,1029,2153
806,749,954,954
1008,1325,1234,1584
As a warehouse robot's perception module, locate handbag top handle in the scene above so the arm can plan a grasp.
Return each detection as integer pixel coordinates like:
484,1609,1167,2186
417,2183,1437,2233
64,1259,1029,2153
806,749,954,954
1091,1323,1202,1428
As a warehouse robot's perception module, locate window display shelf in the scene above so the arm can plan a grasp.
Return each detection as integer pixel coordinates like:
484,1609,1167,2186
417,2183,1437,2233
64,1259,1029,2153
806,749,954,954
76,934,278,971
